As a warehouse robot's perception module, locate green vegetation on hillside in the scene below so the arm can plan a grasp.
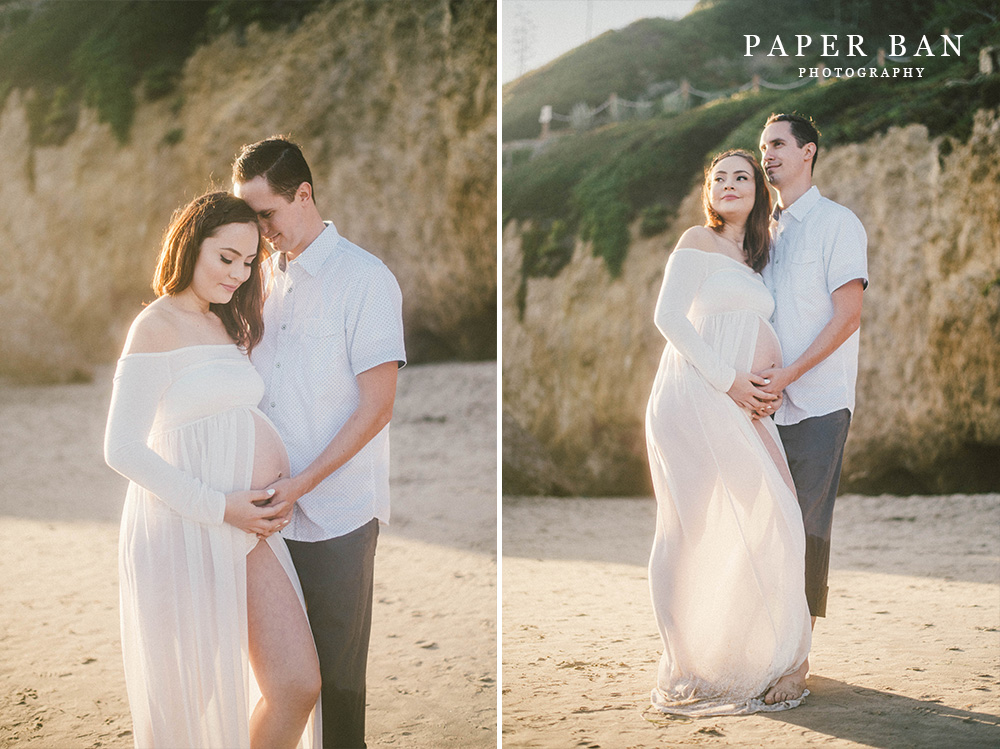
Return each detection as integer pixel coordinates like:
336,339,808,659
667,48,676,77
505,93,781,285
503,0,1000,298
506,71,999,296
502,0,992,142
0,0,321,144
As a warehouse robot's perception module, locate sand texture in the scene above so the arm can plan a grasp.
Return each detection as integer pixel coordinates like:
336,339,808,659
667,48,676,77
503,493,1000,748
0,360,496,748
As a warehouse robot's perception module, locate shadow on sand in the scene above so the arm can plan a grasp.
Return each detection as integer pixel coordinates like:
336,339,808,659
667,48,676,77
767,675,1000,748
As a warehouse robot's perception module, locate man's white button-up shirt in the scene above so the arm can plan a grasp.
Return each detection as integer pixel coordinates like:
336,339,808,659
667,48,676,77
762,186,868,427
253,222,406,541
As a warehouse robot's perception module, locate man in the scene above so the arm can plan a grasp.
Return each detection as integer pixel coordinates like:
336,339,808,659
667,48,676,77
757,112,868,654
233,137,405,748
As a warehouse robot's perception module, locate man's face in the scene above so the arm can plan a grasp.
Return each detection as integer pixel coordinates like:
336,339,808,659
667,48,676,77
234,176,308,256
758,120,811,188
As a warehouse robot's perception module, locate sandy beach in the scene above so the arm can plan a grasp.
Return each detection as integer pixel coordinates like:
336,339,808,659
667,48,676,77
0,360,496,748
502,492,1000,748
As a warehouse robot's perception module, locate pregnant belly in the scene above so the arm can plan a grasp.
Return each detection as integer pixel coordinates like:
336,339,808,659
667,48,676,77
751,318,782,373
250,412,291,491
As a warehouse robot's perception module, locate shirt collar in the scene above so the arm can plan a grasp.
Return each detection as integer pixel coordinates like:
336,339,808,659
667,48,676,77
780,185,821,222
272,221,339,276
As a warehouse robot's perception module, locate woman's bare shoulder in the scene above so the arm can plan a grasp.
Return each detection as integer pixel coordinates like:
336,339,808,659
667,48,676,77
673,226,717,252
121,299,185,355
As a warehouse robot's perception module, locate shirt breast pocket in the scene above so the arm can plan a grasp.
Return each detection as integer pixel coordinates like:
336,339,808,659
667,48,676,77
300,317,348,372
786,250,829,314
788,249,819,266
788,249,824,282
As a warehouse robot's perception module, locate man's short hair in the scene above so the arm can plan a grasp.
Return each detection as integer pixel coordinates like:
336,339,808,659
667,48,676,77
764,112,820,174
232,136,314,202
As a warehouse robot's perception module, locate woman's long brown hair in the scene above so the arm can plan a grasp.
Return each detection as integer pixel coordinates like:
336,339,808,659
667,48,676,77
701,149,772,273
152,191,268,354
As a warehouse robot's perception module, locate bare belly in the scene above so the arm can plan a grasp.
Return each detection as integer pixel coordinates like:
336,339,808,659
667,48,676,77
250,413,291,491
751,318,782,373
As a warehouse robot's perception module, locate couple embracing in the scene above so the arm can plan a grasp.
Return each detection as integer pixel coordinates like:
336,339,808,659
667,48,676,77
646,113,868,715
104,137,405,747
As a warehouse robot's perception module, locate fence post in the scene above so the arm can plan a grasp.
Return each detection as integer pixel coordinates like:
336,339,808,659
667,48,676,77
818,59,833,85
539,104,552,139
609,93,620,121
680,79,690,110
981,47,998,75
570,102,591,131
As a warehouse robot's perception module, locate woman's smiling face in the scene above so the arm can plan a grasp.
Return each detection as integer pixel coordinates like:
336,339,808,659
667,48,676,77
188,221,260,306
709,154,757,218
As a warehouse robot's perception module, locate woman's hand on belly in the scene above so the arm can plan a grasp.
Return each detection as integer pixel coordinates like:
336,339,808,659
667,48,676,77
750,390,783,420
224,489,290,536
726,371,780,413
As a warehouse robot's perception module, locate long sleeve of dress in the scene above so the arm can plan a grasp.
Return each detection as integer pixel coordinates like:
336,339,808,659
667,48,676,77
104,355,227,526
653,249,737,392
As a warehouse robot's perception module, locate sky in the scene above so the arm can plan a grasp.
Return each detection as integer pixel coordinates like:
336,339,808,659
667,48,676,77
501,0,700,84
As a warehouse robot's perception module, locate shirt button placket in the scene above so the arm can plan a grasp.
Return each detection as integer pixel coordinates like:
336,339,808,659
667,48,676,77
273,272,294,413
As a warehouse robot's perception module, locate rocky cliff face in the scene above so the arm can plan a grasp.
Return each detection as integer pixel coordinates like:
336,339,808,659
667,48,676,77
503,110,1000,495
0,0,496,383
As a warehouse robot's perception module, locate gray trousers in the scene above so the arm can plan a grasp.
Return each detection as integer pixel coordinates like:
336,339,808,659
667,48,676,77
777,409,851,618
285,518,379,749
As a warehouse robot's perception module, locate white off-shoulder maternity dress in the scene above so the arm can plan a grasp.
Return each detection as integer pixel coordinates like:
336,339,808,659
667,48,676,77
104,344,320,748
645,248,811,716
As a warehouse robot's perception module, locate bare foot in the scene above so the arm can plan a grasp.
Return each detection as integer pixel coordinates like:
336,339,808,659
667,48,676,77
763,658,809,705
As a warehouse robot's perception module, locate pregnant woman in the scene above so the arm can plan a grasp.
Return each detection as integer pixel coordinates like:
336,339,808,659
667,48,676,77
646,149,811,716
105,192,321,747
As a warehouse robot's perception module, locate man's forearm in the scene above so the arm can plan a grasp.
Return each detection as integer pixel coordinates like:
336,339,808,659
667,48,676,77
761,279,864,394
787,279,863,382
787,314,859,382
295,406,391,494
293,360,398,496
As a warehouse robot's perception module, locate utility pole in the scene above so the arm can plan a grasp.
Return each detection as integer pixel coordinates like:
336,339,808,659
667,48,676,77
511,2,536,79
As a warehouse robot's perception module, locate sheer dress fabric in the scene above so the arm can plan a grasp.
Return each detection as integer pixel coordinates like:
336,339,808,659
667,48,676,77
645,248,812,716
105,344,320,748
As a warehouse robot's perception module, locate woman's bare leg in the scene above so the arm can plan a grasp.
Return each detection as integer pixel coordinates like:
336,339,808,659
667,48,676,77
752,420,795,496
247,540,321,749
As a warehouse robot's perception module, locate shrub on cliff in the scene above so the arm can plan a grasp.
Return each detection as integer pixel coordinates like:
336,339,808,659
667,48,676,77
0,0,316,144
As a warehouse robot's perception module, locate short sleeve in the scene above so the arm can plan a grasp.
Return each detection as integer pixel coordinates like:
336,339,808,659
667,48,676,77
345,262,407,376
653,250,737,392
825,210,868,293
104,356,227,525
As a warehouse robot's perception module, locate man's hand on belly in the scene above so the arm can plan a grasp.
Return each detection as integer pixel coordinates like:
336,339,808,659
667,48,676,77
757,364,797,397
